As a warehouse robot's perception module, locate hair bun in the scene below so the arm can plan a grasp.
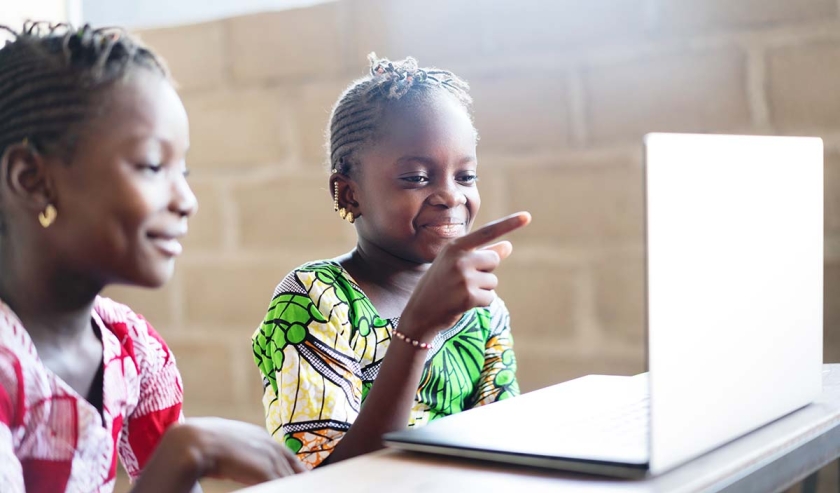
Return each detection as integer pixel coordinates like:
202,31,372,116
367,52,428,99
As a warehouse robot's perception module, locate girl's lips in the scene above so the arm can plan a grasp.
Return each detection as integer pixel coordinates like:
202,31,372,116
422,223,466,238
147,233,185,257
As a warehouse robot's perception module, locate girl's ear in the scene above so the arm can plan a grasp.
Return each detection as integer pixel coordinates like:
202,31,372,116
1,141,54,214
330,174,362,219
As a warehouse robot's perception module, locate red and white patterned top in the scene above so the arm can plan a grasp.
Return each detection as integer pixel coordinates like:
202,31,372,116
0,296,184,492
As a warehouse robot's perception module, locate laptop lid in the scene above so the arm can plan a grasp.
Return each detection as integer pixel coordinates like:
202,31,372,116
644,133,823,474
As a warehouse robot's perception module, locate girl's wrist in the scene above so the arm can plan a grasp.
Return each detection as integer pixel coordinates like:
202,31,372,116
392,328,433,350
160,423,208,487
395,313,438,344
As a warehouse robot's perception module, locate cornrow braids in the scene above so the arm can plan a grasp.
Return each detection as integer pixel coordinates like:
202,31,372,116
0,21,170,161
328,53,473,176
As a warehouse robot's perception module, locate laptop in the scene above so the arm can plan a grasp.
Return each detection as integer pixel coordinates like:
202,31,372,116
383,133,824,478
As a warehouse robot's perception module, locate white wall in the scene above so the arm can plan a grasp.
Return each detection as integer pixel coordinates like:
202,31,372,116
0,0,71,28
80,0,332,29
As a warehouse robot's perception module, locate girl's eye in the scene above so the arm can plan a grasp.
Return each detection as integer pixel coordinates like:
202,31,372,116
401,175,429,184
137,163,163,174
458,174,478,184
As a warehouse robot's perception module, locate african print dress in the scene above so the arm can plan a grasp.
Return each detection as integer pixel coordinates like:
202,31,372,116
0,297,184,492
251,260,519,469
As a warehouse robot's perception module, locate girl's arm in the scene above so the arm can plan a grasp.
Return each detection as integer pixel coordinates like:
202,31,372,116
130,418,304,493
118,306,305,491
0,401,24,492
324,213,529,464
319,332,431,464
0,350,24,493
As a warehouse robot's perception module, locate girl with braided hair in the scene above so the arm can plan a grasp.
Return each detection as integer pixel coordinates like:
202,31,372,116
0,22,304,492
252,54,531,469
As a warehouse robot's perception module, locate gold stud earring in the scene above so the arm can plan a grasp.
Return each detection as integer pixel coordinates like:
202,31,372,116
38,204,57,228
346,212,355,224
333,182,339,212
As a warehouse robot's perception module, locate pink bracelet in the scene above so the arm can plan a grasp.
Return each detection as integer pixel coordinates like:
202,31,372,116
392,328,432,350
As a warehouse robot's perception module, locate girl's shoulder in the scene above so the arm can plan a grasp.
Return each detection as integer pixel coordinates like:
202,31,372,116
265,260,380,343
93,296,174,373
0,301,38,419
487,295,510,317
0,300,35,362
477,295,512,336
272,259,359,302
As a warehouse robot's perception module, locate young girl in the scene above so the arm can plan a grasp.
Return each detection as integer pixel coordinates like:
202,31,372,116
252,54,531,469
0,23,304,492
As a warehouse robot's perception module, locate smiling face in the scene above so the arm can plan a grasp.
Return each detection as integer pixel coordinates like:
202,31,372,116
3,67,197,289
351,90,479,264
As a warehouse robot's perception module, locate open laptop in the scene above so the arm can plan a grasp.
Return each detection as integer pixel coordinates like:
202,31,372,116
383,133,824,477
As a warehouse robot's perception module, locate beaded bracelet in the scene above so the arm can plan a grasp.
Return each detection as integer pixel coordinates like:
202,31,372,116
392,328,432,350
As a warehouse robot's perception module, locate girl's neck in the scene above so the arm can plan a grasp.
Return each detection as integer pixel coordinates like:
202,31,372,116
0,247,101,346
338,240,429,318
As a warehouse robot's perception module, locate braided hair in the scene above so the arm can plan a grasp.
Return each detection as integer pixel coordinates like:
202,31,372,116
0,21,170,161
328,53,473,176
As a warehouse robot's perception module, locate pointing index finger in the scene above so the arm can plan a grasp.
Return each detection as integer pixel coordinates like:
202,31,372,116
451,212,531,251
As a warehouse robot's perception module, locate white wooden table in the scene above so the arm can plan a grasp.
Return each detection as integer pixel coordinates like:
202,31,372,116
237,364,840,493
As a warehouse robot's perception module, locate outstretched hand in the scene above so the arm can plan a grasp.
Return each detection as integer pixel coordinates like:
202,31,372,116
400,212,531,340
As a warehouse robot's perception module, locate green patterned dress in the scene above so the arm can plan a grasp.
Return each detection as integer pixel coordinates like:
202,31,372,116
251,260,519,469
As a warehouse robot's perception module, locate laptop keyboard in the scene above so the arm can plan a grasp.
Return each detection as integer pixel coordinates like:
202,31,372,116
584,395,650,446
543,393,650,457
385,375,652,465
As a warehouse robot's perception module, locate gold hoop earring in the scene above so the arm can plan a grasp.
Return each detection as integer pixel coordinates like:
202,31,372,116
38,204,57,228
333,182,339,212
